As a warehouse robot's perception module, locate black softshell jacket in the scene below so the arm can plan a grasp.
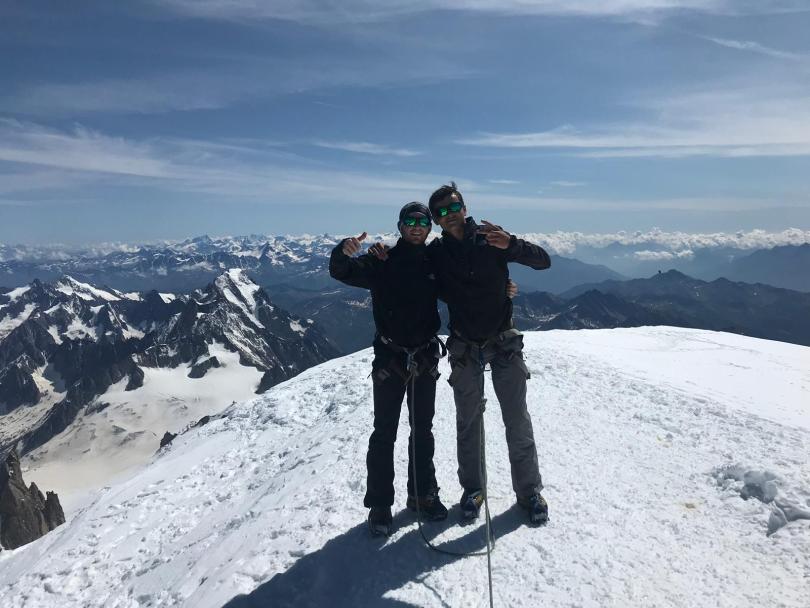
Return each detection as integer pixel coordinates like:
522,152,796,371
329,238,440,348
427,217,551,342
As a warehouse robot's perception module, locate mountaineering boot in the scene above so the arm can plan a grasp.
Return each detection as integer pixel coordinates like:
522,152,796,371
406,488,449,521
517,493,549,525
368,506,393,537
459,489,485,521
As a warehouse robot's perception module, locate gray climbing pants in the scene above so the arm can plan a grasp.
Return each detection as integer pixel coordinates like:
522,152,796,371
446,330,543,499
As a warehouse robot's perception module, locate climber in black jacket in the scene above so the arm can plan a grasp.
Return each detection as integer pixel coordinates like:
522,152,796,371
329,202,448,536
426,181,551,525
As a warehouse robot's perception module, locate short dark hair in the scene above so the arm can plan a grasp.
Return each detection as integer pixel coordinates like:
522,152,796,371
428,181,465,217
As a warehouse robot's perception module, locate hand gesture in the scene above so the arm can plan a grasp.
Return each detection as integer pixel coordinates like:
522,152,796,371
477,220,511,249
342,232,367,256
368,242,390,261
507,279,518,299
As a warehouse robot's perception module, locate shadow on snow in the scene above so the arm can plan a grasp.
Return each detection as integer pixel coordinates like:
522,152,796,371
222,505,528,608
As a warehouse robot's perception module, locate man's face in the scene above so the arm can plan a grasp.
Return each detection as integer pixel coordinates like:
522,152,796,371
399,212,431,245
433,193,466,232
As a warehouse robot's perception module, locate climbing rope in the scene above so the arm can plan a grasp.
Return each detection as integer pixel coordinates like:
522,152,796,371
406,348,496,608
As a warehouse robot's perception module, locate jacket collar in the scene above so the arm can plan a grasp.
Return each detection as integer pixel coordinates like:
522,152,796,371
393,237,427,254
441,217,478,243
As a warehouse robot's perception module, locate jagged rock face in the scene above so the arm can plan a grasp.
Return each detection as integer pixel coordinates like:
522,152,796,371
141,269,339,384
0,449,65,550
0,360,41,413
0,270,339,458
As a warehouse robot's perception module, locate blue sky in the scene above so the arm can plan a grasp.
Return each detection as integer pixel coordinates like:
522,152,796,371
1,1,809,244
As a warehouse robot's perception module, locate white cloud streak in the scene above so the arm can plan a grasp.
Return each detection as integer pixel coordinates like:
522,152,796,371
703,36,806,61
0,120,447,205
0,119,171,177
551,180,586,187
2,58,473,116
312,141,420,157
632,249,695,261
153,1,805,23
458,83,810,158
1,121,804,217
518,228,810,255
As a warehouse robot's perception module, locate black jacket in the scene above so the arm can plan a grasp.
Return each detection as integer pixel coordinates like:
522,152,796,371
329,238,440,348
427,217,551,342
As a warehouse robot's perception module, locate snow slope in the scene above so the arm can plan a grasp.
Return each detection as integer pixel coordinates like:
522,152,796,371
1,327,808,608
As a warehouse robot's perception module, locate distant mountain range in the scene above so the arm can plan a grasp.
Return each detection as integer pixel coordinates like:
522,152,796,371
0,234,625,295
3,234,808,294
553,270,810,345
570,241,810,292
270,269,810,351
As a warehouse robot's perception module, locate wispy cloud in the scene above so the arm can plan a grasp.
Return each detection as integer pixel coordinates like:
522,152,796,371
703,36,806,60
1,57,473,116
489,179,520,184
1,121,802,218
551,180,586,187
313,141,420,157
0,119,171,176
458,83,810,158
0,120,443,204
153,1,805,23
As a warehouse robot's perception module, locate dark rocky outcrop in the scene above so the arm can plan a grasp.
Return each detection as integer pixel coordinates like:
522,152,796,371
257,366,289,394
188,356,220,379
0,449,65,550
126,365,145,390
159,431,177,448
0,360,41,413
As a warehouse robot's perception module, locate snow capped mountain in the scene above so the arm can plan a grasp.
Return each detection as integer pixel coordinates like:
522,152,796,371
0,328,807,607
0,233,623,295
0,272,339,497
0,234,353,293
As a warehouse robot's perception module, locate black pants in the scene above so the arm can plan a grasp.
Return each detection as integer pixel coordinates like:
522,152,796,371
364,340,439,508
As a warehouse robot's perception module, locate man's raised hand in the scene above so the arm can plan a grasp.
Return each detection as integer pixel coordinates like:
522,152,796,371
478,220,511,249
369,242,390,261
342,232,367,256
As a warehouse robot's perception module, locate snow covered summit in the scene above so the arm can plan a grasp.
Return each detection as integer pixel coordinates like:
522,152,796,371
0,327,808,607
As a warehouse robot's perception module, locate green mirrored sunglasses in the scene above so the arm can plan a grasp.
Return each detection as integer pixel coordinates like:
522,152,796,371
402,216,431,227
434,201,463,218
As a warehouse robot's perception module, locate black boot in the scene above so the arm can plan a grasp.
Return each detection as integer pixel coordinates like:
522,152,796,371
406,488,448,521
368,506,393,537
517,493,549,525
459,489,484,521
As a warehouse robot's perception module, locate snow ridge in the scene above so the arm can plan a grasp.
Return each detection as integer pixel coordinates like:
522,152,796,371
0,328,807,608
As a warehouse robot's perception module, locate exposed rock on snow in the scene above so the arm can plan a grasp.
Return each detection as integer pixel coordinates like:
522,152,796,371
0,449,64,550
